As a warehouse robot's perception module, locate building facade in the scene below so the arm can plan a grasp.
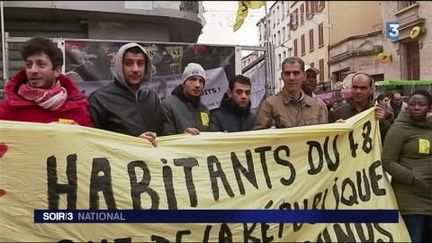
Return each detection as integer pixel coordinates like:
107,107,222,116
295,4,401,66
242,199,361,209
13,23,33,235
2,1,205,42
380,1,431,80
328,1,384,84
257,1,292,92
285,1,331,91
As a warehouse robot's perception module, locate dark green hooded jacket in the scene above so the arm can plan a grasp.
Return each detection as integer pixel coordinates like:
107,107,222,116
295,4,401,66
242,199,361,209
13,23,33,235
382,110,432,215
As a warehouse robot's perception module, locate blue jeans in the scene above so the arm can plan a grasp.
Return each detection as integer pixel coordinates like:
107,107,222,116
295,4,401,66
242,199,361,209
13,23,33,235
402,215,432,242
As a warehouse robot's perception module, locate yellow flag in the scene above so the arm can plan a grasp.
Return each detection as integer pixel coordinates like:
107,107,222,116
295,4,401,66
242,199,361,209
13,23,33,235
233,1,266,32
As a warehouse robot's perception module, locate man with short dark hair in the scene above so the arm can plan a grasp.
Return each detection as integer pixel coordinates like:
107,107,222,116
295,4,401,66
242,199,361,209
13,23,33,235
387,91,407,118
161,63,210,135
0,37,93,126
329,73,392,139
302,64,328,121
210,75,255,132
254,56,327,129
89,42,163,146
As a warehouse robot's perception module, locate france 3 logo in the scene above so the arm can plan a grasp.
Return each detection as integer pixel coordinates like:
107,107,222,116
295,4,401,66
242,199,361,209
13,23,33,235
386,21,400,42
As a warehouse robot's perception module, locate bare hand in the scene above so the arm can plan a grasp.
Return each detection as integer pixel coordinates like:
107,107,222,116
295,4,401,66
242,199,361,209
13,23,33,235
184,127,200,135
139,131,157,147
375,105,386,121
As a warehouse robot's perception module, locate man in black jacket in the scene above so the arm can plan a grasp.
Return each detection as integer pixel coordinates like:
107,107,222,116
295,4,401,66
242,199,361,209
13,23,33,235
89,42,163,146
209,75,255,132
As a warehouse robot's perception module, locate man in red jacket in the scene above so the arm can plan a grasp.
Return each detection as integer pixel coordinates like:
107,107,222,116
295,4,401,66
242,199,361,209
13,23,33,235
0,37,93,126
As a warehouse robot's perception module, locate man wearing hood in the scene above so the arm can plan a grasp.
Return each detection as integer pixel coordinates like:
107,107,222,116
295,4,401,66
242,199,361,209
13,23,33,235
161,63,209,135
89,43,162,146
209,75,255,132
0,37,93,126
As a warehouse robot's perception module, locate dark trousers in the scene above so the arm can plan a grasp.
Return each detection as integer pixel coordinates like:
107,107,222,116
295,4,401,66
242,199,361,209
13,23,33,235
402,214,432,242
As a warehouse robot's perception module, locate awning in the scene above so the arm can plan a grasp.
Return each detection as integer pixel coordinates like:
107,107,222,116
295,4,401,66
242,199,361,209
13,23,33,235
375,80,432,87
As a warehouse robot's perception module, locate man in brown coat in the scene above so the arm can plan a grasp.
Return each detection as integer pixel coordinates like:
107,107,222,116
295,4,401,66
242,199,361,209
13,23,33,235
254,57,328,129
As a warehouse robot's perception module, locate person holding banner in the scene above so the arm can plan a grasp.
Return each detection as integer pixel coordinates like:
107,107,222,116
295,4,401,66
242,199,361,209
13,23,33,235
329,73,392,140
89,42,163,146
302,64,329,120
382,90,432,242
209,74,255,132
0,37,93,126
161,63,210,135
254,56,327,129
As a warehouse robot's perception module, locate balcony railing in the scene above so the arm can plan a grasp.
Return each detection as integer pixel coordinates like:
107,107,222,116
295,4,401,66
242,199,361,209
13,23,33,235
398,1,416,10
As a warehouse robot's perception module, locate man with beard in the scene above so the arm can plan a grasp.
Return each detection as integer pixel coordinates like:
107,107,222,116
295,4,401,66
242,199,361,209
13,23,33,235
0,37,93,127
209,75,255,132
161,63,209,135
89,42,163,146
387,91,407,119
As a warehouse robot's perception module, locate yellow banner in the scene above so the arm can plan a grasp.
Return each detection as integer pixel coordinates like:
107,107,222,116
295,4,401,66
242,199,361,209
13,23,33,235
0,108,410,242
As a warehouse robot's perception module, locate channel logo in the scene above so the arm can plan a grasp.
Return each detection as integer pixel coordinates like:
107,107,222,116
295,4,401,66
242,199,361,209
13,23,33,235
386,21,400,42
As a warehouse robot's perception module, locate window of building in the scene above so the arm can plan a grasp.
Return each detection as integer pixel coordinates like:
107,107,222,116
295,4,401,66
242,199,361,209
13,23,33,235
398,1,416,10
291,9,299,30
319,59,324,81
287,24,291,39
273,34,276,45
277,6,280,24
300,4,305,25
294,39,298,56
273,10,276,28
301,34,305,56
278,31,281,45
306,1,311,19
318,1,325,12
405,41,420,80
309,29,314,52
283,51,286,60
310,62,314,68
282,27,286,42
318,23,324,47
281,1,285,19
278,53,282,68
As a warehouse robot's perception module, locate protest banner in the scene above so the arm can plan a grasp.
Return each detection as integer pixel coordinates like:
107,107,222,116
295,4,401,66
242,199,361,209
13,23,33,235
0,108,410,242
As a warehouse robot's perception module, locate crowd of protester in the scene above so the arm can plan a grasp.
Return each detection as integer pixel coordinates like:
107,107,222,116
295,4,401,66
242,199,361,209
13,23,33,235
0,37,430,242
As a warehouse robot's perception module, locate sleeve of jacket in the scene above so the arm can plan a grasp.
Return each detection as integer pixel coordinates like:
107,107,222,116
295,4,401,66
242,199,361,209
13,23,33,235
209,110,222,132
75,103,94,127
318,100,329,124
254,98,273,130
152,93,164,136
88,92,105,129
381,125,416,184
161,101,178,136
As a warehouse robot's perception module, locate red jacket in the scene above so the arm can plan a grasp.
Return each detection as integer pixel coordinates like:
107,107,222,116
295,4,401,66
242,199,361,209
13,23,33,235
0,70,93,127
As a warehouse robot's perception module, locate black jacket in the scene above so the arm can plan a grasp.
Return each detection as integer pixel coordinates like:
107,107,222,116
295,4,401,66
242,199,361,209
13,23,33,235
161,85,210,135
89,42,163,137
89,80,163,136
209,94,256,132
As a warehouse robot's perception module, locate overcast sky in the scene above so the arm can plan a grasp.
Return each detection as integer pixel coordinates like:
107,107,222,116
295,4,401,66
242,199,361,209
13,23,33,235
198,1,273,47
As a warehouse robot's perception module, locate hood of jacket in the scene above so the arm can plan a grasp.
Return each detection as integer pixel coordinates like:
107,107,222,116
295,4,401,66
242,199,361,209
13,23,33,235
219,92,251,116
5,69,88,110
112,42,152,90
394,109,432,128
